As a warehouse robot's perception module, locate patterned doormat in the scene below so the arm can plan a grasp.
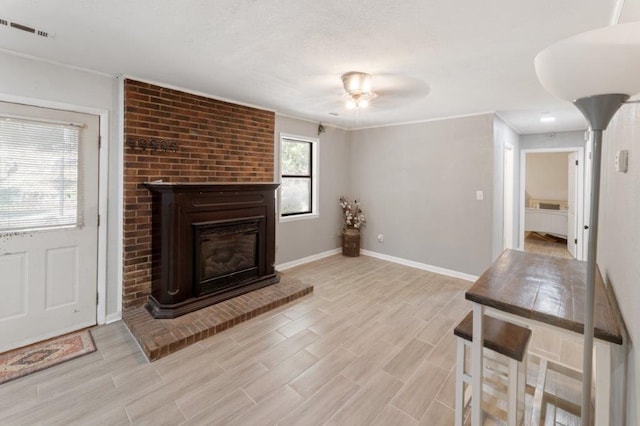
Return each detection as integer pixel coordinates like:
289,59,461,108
0,329,96,385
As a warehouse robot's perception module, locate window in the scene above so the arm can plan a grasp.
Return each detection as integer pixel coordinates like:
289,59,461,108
0,115,83,233
279,134,318,220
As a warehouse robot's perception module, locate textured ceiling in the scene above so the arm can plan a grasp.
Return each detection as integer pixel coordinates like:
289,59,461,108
0,0,634,132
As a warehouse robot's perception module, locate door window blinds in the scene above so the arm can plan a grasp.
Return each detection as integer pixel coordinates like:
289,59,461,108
0,115,84,233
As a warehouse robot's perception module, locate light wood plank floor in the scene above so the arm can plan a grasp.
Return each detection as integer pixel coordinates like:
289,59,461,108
524,233,572,259
0,255,581,425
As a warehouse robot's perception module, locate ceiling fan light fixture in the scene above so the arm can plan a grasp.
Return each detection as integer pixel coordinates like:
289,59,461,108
341,71,376,109
342,71,372,94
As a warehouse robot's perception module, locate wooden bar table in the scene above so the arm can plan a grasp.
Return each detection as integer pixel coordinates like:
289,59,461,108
465,250,623,425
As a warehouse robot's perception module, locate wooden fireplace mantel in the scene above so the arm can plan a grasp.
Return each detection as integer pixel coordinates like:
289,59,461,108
144,181,280,190
143,182,280,318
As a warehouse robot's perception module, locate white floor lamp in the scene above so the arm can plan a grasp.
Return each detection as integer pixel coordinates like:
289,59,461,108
535,22,640,426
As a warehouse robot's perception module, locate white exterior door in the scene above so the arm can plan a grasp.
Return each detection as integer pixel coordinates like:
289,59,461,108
567,152,578,259
0,102,99,352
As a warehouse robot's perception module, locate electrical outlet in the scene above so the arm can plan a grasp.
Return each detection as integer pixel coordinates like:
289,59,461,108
476,190,484,201
615,150,629,173
377,234,384,243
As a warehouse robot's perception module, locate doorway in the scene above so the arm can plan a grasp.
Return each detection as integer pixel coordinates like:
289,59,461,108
519,147,585,260
0,101,100,352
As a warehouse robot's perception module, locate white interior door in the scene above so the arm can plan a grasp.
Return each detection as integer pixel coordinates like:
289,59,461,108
582,135,592,260
0,102,99,352
567,152,578,258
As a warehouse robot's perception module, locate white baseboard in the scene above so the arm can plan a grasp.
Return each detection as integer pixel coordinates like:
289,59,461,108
105,311,122,324
276,248,341,271
275,247,478,282
360,249,478,282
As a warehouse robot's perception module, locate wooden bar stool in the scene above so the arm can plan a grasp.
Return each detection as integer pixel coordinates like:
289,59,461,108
454,312,532,426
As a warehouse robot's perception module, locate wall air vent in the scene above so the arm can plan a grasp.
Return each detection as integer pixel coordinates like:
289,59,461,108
0,17,54,38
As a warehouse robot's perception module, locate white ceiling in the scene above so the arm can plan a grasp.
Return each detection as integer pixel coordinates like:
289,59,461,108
0,1,637,133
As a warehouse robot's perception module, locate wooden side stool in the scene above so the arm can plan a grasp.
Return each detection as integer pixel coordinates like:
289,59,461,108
454,311,532,426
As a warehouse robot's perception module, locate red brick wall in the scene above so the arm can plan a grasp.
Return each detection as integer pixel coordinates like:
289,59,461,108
123,79,275,311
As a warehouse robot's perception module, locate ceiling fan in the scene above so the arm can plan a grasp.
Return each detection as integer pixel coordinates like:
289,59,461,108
340,71,430,110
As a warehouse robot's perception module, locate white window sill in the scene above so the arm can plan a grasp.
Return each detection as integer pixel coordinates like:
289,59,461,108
279,212,319,223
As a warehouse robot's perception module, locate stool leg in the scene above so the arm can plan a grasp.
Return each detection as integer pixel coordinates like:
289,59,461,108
507,359,519,426
455,337,465,426
508,357,518,426
517,351,527,425
471,305,484,425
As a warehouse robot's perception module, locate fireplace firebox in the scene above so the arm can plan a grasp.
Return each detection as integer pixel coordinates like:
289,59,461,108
143,182,280,318
194,217,261,296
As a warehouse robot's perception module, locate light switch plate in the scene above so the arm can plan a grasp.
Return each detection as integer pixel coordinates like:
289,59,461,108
476,190,484,201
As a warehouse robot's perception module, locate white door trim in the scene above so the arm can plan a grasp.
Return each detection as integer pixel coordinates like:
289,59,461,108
0,92,110,324
115,76,125,323
519,147,585,260
503,142,515,250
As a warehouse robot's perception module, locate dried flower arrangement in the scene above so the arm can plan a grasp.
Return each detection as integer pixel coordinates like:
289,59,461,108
339,196,366,230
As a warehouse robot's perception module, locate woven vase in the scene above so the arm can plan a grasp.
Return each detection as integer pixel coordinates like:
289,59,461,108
342,228,361,257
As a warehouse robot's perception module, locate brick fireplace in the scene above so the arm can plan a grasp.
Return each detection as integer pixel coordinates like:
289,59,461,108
123,79,275,312
122,79,313,361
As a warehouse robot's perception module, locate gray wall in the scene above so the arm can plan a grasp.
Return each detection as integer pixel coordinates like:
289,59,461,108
493,117,520,259
598,103,640,426
274,116,350,265
348,114,495,276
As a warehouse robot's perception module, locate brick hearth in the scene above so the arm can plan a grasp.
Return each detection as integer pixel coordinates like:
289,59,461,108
124,276,313,361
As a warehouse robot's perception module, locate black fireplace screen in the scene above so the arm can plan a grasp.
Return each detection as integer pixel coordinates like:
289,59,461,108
201,232,256,280
194,218,261,296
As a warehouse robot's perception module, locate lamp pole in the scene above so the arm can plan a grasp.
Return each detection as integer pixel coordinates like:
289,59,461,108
572,93,628,426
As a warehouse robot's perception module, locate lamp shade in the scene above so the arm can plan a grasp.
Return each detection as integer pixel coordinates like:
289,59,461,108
534,21,640,102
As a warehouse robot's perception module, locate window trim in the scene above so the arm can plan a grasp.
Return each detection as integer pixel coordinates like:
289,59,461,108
278,133,319,222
